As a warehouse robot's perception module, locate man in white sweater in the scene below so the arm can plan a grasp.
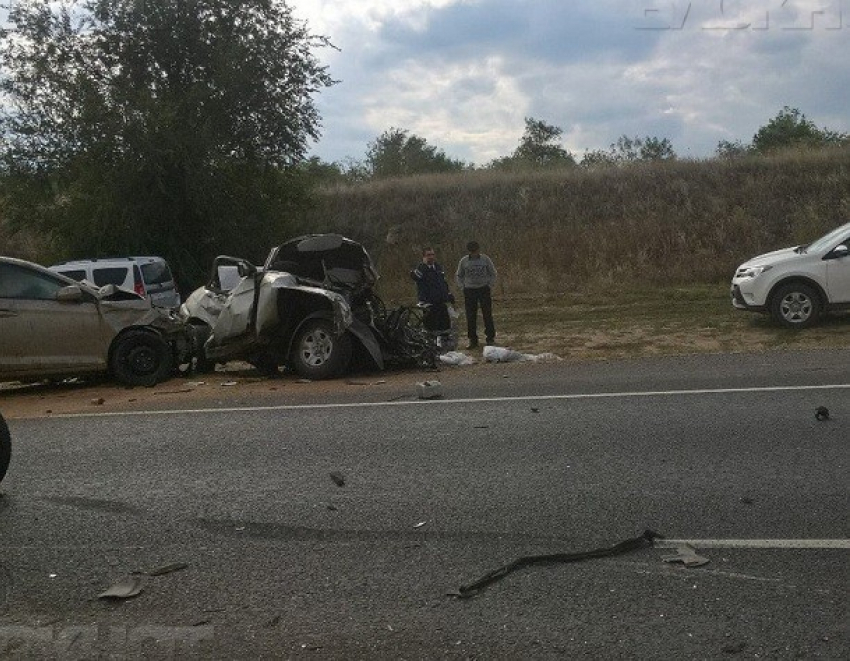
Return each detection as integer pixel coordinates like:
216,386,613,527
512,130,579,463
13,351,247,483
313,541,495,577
455,241,497,349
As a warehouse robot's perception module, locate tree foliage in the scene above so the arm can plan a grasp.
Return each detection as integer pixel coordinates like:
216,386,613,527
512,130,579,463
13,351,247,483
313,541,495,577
0,0,334,285
491,117,575,170
365,128,466,178
580,135,676,167
751,106,847,154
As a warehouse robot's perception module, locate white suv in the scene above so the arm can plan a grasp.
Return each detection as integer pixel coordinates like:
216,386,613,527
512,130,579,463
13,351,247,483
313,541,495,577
731,220,850,328
49,256,181,308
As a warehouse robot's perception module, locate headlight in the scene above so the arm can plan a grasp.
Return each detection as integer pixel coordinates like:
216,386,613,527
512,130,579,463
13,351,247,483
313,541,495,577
737,265,773,279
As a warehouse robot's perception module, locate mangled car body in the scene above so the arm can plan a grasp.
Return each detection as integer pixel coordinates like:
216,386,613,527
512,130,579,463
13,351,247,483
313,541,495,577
181,234,435,379
0,256,193,387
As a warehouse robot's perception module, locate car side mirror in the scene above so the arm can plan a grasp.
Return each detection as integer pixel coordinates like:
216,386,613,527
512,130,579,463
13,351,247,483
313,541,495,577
832,244,849,257
56,285,85,303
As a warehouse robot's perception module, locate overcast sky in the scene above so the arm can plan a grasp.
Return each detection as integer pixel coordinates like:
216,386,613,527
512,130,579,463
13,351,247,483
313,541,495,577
288,0,850,165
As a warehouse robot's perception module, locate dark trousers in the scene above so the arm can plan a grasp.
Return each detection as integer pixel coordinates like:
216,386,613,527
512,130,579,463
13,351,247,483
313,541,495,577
464,286,495,343
423,302,450,333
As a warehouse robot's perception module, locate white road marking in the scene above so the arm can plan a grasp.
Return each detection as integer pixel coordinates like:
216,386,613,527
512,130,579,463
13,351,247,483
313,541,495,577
655,539,850,549
43,382,850,419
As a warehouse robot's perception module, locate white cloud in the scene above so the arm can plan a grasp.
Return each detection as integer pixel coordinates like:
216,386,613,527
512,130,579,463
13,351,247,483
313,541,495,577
279,1,850,163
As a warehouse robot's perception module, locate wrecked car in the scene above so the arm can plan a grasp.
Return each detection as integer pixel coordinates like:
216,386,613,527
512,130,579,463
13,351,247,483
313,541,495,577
0,256,194,387
181,234,436,379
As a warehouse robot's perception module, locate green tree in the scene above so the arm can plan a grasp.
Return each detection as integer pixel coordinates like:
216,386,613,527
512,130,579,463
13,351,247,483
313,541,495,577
491,117,575,170
0,0,334,285
366,128,466,178
715,139,752,160
751,107,847,153
610,135,676,162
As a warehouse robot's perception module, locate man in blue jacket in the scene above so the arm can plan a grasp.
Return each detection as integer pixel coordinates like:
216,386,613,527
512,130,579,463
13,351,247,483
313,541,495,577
411,247,455,334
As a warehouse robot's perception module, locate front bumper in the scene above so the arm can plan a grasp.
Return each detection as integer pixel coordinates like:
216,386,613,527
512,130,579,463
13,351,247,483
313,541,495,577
730,283,767,312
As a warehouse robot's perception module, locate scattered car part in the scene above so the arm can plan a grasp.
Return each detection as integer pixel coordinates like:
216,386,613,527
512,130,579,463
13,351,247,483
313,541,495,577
661,544,710,568
731,219,850,328
453,530,661,598
417,380,443,399
98,576,143,600
0,412,10,485
815,406,830,421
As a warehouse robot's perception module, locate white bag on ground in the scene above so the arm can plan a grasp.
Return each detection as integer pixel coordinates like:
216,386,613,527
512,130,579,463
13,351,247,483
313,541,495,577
483,345,561,363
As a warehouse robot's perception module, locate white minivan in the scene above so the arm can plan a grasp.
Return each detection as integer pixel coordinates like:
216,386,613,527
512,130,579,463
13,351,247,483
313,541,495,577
49,256,181,308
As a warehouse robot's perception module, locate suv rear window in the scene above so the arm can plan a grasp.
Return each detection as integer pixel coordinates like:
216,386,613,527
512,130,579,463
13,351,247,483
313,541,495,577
92,267,130,287
57,269,86,282
140,262,174,285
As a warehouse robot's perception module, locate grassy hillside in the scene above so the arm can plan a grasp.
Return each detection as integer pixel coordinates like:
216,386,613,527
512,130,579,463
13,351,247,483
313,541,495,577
302,147,850,302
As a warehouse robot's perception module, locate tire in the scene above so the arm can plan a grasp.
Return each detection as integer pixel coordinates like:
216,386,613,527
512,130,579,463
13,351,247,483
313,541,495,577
770,282,822,328
291,319,352,380
0,413,10,485
110,330,173,387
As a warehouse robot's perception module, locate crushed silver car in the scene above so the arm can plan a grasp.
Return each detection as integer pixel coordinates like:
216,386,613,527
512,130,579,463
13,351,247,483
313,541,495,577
0,256,194,387
181,234,436,379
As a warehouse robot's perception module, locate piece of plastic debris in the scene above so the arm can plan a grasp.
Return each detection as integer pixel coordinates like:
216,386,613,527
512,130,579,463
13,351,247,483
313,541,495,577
815,406,830,421
438,351,476,366
414,521,428,529
98,576,143,600
661,544,710,568
187,381,206,387
373,380,387,385
220,381,238,387
296,379,312,384
91,398,105,406
417,380,443,399
329,471,345,487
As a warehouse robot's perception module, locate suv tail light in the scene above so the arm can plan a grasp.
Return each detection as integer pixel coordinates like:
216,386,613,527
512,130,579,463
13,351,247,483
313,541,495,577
132,265,146,298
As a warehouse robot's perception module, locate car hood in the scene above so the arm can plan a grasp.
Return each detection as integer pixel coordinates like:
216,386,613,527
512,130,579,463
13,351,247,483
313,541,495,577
738,246,802,269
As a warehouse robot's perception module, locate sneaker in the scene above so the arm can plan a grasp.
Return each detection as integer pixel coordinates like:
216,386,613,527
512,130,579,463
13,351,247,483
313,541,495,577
465,341,479,350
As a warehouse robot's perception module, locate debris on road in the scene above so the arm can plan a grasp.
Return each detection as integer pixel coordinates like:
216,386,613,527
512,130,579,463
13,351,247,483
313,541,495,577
98,576,143,600
453,530,661,598
661,544,710,568
90,397,105,406
483,346,561,363
417,380,443,399
438,351,475,366
414,521,428,529
815,406,830,421
329,471,346,487
138,562,189,577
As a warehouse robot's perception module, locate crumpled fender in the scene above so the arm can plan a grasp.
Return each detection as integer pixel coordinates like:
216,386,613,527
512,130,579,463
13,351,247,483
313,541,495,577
347,319,384,370
255,274,353,337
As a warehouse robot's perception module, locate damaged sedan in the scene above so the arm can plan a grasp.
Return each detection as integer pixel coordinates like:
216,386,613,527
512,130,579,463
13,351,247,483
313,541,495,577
181,234,436,379
0,257,193,387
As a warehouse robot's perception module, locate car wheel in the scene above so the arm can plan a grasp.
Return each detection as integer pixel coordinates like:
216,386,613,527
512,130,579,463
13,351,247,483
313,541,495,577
110,330,173,387
770,282,822,328
291,319,352,380
0,413,10,485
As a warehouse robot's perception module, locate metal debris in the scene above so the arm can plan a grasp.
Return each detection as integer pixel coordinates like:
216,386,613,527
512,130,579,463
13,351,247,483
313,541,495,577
815,406,830,421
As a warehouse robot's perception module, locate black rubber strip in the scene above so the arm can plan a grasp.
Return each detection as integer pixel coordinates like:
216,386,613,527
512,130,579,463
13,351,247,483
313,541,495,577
456,529,663,598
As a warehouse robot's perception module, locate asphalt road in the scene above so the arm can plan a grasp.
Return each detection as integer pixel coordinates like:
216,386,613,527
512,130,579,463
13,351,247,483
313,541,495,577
0,350,848,659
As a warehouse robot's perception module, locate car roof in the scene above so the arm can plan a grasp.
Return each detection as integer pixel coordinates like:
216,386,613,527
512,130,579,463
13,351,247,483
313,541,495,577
1,256,98,290
50,256,166,266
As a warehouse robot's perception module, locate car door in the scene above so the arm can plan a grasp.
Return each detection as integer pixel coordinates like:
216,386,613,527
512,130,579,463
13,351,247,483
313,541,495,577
0,263,110,376
824,237,850,304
